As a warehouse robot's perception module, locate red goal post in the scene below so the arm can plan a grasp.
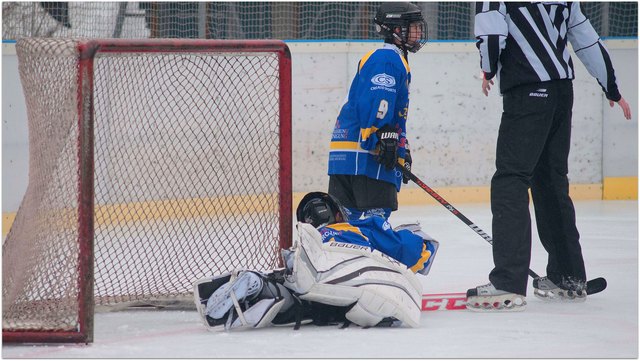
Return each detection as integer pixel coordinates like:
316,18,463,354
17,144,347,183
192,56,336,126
3,38,292,343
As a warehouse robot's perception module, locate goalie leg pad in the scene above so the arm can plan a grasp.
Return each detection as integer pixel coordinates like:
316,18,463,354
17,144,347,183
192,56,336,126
344,288,417,328
284,222,422,328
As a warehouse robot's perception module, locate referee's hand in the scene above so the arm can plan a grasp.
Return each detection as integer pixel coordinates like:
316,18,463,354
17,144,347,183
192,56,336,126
610,96,632,120
481,72,494,97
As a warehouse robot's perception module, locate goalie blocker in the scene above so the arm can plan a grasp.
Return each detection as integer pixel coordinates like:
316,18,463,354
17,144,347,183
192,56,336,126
194,222,431,331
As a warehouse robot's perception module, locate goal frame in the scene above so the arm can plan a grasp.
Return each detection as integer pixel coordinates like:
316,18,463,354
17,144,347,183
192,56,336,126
3,39,292,343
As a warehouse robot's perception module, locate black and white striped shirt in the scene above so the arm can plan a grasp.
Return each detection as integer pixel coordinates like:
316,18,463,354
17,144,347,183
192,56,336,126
475,2,621,100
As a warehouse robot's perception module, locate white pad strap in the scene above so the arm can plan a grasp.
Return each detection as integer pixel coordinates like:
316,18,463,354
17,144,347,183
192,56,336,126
230,291,248,326
229,298,286,329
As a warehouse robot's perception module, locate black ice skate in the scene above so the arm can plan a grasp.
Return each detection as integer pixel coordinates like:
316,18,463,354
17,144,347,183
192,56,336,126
466,282,526,312
533,276,587,302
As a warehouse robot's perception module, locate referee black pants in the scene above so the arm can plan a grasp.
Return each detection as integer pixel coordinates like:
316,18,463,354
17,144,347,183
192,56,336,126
489,80,586,296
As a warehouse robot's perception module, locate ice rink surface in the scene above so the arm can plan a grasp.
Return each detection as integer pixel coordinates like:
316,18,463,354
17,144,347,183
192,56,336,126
3,200,637,358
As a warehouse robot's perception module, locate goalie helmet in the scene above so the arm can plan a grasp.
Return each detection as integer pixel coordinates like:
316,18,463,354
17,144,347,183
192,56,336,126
296,192,347,228
374,2,428,53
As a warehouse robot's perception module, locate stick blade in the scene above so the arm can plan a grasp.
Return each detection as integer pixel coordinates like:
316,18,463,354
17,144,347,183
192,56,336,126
586,277,607,295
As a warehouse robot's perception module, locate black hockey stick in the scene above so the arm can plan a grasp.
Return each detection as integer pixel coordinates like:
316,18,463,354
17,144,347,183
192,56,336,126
397,163,607,295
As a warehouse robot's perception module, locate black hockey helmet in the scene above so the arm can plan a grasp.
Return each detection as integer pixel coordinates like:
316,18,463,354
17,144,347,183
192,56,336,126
374,2,428,53
296,192,347,228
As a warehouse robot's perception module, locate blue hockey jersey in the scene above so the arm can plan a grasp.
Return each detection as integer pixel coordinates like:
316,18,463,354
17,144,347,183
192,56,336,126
328,43,411,191
317,217,434,273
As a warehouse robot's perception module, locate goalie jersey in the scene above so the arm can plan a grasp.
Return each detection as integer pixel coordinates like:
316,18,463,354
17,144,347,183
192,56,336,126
328,43,411,191
317,217,434,273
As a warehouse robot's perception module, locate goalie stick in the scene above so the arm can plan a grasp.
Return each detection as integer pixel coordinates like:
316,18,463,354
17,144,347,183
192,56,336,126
397,163,607,296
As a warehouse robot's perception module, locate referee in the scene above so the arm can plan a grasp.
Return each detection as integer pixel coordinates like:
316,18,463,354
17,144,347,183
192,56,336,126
467,2,632,311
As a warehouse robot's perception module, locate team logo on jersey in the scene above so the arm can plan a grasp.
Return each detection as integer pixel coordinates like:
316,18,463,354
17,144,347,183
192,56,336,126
320,229,341,242
371,73,396,87
382,220,391,231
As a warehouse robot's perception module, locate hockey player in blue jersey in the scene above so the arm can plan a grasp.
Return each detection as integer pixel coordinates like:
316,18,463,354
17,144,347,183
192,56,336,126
193,192,439,331
328,2,427,221
297,192,438,274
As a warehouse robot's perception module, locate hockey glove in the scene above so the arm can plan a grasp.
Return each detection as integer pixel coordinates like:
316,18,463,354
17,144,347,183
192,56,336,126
375,125,399,170
402,141,412,184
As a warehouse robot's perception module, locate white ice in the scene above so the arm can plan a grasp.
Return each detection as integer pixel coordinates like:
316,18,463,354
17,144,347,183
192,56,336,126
3,200,637,358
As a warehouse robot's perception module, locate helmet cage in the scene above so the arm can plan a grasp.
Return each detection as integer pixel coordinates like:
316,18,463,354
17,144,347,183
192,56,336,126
374,7,428,53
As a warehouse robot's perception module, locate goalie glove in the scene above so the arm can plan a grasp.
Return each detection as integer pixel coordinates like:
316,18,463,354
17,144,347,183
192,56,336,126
402,140,412,184
375,125,399,170
394,222,439,276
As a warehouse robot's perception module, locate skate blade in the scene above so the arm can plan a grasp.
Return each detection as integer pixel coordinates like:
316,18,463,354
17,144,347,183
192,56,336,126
466,294,527,312
533,288,587,303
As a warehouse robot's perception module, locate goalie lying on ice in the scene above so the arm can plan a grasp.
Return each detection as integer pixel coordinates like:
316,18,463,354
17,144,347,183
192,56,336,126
193,192,439,330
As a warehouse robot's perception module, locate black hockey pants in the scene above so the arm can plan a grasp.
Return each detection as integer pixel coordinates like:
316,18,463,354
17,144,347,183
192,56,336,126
489,80,586,296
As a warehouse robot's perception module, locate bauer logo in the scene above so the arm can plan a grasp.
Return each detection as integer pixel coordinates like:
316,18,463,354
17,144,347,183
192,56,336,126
529,88,548,98
371,73,396,87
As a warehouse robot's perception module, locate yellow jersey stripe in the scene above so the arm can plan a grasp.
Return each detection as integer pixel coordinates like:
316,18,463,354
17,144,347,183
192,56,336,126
329,141,361,150
410,243,431,273
400,55,410,73
358,49,376,72
360,126,379,141
359,49,409,74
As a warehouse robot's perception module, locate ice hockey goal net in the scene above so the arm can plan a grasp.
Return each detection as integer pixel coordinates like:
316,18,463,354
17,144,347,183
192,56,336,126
3,38,292,343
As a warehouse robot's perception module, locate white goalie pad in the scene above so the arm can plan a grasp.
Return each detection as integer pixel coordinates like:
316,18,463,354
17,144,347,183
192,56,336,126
283,222,423,328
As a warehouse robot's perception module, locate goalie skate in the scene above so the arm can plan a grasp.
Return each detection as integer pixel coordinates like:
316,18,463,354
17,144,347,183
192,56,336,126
533,276,587,302
193,270,293,331
466,283,526,312
204,270,264,319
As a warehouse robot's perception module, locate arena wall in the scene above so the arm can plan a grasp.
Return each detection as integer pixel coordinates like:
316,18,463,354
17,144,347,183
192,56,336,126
2,40,637,234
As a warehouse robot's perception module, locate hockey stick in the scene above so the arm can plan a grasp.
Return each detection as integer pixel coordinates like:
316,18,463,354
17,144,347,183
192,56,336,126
398,163,607,295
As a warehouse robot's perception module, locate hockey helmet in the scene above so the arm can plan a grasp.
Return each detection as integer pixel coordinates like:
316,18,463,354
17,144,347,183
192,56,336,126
296,192,347,228
374,2,428,53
